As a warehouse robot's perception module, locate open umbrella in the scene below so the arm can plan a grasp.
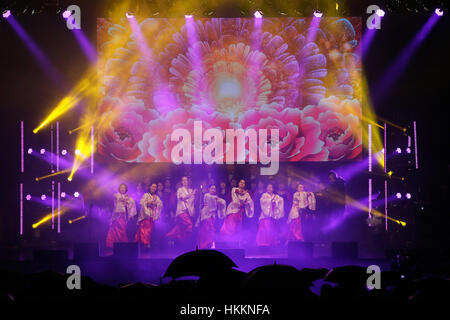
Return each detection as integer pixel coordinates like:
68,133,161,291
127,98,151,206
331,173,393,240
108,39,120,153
299,268,329,282
244,264,317,299
324,265,368,286
164,249,237,279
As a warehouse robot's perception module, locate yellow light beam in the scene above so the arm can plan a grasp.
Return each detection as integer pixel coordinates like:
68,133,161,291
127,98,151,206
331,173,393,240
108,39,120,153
68,216,86,224
32,208,69,229
35,168,72,181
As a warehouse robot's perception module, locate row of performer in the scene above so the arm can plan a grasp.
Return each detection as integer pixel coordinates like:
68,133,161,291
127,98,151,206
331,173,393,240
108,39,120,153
106,176,319,249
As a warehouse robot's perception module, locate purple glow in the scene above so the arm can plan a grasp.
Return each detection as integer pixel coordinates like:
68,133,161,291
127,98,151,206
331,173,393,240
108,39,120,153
62,10,71,19
406,193,411,199
254,11,263,19
406,147,411,154
395,147,402,154
72,29,97,63
91,126,94,174
396,192,402,199
40,148,46,154
2,10,11,18
61,192,66,198
28,148,33,155
74,192,80,198
435,8,444,16
313,11,323,18
6,15,63,85
21,121,24,173
26,194,31,201
41,194,47,201
61,149,67,155
376,9,385,17
20,184,23,235
413,121,418,169
375,13,440,100
306,15,322,43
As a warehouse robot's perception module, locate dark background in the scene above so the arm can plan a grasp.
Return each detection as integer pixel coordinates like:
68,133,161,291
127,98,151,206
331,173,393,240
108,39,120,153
0,1,448,257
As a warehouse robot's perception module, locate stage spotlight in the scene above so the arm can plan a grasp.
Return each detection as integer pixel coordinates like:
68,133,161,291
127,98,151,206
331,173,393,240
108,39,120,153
254,11,263,18
126,12,134,19
26,194,31,201
74,149,81,155
74,192,80,198
387,170,393,177
27,148,33,154
313,11,323,18
61,149,67,155
185,14,193,19
67,177,72,181
61,192,66,198
435,8,444,16
381,148,384,154
396,192,402,199
376,9,385,17
395,147,402,154
406,193,411,199
2,10,11,18
41,194,47,200
406,147,411,154
40,148,46,154
62,10,71,19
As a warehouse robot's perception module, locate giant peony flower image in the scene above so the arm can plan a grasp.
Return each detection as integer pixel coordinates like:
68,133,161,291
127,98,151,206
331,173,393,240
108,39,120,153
97,17,362,162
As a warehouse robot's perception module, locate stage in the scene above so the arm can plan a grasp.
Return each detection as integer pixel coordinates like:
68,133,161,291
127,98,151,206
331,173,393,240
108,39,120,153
1,0,449,306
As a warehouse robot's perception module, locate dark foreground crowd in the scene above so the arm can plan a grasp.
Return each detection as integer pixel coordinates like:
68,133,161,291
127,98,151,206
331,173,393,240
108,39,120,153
1,249,449,303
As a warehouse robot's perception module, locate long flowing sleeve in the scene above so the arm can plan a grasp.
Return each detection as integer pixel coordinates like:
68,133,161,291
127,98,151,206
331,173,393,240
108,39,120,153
156,195,162,220
260,193,283,220
217,197,226,219
225,188,253,217
244,192,254,218
127,197,137,219
139,193,162,222
308,192,316,211
113,193,136,220
288,192,300,223
273,195,284,220
176,187,195,216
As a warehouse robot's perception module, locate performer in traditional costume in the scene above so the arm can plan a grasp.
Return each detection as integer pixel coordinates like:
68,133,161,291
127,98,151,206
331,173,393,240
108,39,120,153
106,183,137,249
166,176,196,241
196,185,226,249
135,183,162,248
221,179,254,242
287,184,316,241
256,183,284,246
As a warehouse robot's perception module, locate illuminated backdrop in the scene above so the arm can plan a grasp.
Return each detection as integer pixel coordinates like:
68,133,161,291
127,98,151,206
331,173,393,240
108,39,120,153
97,17,362,163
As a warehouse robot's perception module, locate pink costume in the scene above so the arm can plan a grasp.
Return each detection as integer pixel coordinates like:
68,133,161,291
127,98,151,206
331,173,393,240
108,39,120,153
166,186,195,241
135,192,162,247
106,193,136,248
256,192,284,246
287,191,316,241
221,187,254,241
196,193,226,249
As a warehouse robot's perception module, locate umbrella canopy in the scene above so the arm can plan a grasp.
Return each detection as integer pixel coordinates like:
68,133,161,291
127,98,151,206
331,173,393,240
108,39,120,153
324,265,368,286
299,268,329,282
164,249,238,279
245,264,314,289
